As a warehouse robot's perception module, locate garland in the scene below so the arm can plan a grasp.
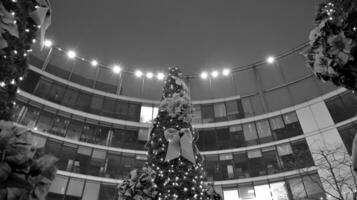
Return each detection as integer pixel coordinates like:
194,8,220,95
304,0,357,91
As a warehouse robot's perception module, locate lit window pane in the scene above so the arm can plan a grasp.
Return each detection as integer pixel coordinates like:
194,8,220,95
269,116,285,130
270,182,289,200
243,123,258,141
49,175,68,194
214,103,227,117
140,106,154,123
277,143,293,156
283,112,298,124
224,189,239,200
153,107,159,119
66,178,85,197
255,184,272,200
238,186,255,200
82,181,100,200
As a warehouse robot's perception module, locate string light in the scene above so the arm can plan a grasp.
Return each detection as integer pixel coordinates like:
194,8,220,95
112,65,122,74
66,50,76,59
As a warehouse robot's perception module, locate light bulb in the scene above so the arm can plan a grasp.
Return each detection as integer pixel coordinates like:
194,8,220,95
67,50,76,59
267,56,275,64
200,72,208,79
135,70,143,77
211,70,219,78
157,72,165,80
146,72,154,79
43,39,53,48
91,60,98,67
222,68,231,76
112,65,122,74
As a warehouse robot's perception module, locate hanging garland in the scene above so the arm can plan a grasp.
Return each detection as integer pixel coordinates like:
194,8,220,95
0,0,51,120
304,0,357,91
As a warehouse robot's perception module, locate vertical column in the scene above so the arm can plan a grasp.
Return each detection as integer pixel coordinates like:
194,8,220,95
252,66,268,113
296,101,353,199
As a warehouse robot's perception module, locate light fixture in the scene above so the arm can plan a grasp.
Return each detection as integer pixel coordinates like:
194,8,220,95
266,56,275,64
112,65,122,74
200,72,208,79
90,60,98,67
146,72,154,79
0,82,5,87
67,50,76,59
211,70,219,78
43,39,53,48
135,70,143,77
157,72,165,80
222,68,231,76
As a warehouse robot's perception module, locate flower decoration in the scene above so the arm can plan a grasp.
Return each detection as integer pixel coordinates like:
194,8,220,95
159,93,194,123
118,167,158,200
304,0,357,91
0,121,57,200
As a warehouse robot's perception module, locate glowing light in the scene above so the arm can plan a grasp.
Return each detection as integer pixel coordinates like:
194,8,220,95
222,68,231,76
0,82,5,87
67,50,76,59
157,72,165,80
43,39,53,48
146,72,154,79
267,56,275,64
211,70,219,78
112,65,122,74
90,60,98,67
135,70,143,77
10,79,15,85
200,72,208,79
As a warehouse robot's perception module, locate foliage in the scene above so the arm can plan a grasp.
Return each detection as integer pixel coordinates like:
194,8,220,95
304,0,357,91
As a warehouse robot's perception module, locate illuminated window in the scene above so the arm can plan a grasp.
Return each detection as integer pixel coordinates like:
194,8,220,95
255,184,272,200
223,189,239,200
140,105,155,123
270,182,289,200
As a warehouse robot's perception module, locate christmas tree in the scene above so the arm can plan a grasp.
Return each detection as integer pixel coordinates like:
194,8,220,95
118,67,221,200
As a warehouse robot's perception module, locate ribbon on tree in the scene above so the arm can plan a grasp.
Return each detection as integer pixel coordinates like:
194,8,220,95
164,128,196,164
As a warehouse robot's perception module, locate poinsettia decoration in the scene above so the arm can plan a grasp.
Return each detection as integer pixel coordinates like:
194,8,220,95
118,167,158,200
304,0,357,91
0,121,57,200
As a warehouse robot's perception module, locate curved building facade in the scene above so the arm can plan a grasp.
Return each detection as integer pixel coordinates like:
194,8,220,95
14,47,357,200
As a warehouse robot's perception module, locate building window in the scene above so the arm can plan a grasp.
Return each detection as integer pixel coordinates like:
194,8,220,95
243,123,258,146
338,122,357,155
66,178,85,198
214,103,227,121
223,189,240,200
140,105,155,123
270,182,289,200
201,104,215,123
256,120,273,143
326,92,357,123
254,184,272,200
82,181,100,200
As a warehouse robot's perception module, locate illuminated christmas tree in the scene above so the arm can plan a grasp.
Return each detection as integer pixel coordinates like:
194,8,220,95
118,67,221,200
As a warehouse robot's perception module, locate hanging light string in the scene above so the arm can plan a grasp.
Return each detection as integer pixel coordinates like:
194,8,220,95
42,39,309,80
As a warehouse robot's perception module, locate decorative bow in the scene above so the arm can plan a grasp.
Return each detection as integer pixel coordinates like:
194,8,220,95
164,128,196,164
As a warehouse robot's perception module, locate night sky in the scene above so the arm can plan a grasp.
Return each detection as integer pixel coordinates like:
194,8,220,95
45,0,320,74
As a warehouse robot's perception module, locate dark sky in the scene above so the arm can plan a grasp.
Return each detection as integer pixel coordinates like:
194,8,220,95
45,0,319,74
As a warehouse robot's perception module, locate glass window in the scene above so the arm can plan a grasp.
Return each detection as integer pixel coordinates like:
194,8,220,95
61,88,79,107
140,105,153,123
66,118,83,141
248,150,264,176
269,116,285,130
115,101,128,119
49,175,68,194
102,97,116,117
256,120,273,143
254,184,272,200
283,112,302,138
33,77,52,99
338,123,357,155
233,152,249,178
47,83,66,103
262,147,280,174
340,92,357,119
277,143,293,156
229,125,245,148
51,114,69,137
243,123,258,146
66,178,85,197
75,91,91,111
21,105,40,128
19,70,41,93
106,152,124,178
36,110,55,132
226,100,239,120
238,185,255,200
201,104,215,123
326,95,347,123
216,127,230,149
90,95,104,114
205,155,220,180
287,177,307,200
283,112,298,124
223,189,239,200
82,181,100,200
270,182,289,200
138,128,149,141
214,103,227,121
192,105,202,124
76,146,94,175
302,174,326,200
128,103,141,121
242,98,254,117
98,184,116,200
